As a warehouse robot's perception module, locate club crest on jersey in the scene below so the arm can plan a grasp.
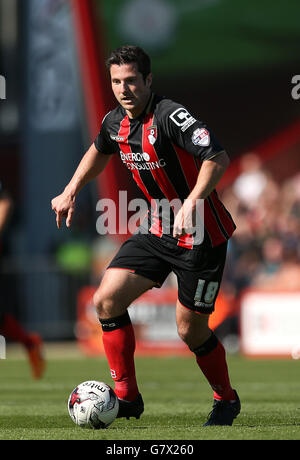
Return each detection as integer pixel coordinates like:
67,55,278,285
192,128,210,147
147,126,157,145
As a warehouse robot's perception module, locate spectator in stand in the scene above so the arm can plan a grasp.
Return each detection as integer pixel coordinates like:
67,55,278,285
0,181,45,379
251,236,284,287
220,158,300,296
232,152,268,211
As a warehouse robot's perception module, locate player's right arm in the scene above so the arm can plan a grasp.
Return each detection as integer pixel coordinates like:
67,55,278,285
51,143,113,229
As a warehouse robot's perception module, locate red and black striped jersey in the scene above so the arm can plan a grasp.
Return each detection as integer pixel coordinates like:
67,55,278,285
94,93,235,249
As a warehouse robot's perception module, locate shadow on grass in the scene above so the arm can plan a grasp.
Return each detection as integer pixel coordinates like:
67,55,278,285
2,414,299,432
0,416,72,429
244,423,300,428
0,415,149,431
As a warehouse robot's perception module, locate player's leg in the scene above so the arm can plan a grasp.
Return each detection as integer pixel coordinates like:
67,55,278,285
0,310,45,380
176,301,240,426
175,242,240,425
94,267,156,406
93,234,171,418
176,301,236,400
94,267,156,319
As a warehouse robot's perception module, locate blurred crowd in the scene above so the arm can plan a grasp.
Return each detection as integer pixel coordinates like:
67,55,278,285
220,152,300,299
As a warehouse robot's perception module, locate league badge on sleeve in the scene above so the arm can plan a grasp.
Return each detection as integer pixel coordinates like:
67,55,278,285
192,128,210,147
147,126,157,145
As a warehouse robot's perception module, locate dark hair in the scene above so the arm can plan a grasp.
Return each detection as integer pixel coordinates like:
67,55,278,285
106,45,151,81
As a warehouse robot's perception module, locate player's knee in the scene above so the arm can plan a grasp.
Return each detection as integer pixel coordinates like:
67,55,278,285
93,287,127,319
177,321,211,349
93,289,114,318
177,322,191,345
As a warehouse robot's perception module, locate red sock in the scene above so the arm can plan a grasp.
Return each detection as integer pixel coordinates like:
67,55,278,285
194,334,236,401
101,314,139,402
0,313,33,349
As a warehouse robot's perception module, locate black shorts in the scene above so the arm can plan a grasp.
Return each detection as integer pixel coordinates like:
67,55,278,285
107,233,227,315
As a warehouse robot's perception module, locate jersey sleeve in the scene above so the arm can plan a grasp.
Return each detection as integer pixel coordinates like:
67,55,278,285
94,112,118,155
159,99,225,161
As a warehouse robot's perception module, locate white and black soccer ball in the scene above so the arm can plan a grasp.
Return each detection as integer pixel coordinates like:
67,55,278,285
68,380,119,429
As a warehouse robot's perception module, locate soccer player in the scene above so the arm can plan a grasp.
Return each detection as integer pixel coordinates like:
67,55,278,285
51,45,240,426
0,181,45,379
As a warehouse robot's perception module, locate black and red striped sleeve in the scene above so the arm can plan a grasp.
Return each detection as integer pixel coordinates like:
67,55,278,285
157,99,225,162
94,112,118,155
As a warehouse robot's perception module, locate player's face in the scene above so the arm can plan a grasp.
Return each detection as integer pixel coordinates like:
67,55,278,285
110,63,152,119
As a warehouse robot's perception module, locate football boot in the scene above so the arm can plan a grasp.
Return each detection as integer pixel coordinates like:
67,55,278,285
117,393,144,420
203,390,241,426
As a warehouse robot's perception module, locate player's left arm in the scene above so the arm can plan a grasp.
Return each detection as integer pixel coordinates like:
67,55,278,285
188,151,230,200
173,151,229,237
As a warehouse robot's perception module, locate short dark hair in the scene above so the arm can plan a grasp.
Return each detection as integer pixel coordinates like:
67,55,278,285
106,45,151,81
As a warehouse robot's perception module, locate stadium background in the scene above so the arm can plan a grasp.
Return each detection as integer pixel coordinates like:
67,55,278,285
0,0,300,357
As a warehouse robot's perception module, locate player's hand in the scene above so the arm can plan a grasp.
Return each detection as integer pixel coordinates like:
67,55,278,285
51,192,75,229
173,199,196,238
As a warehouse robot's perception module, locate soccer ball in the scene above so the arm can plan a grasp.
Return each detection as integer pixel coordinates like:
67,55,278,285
68,380,119,429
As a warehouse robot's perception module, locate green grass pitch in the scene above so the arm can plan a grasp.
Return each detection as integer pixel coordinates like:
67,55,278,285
1,344,300,440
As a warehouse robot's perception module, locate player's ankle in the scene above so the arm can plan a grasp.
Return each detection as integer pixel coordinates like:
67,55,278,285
115,386,139,402
213,388,237,401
